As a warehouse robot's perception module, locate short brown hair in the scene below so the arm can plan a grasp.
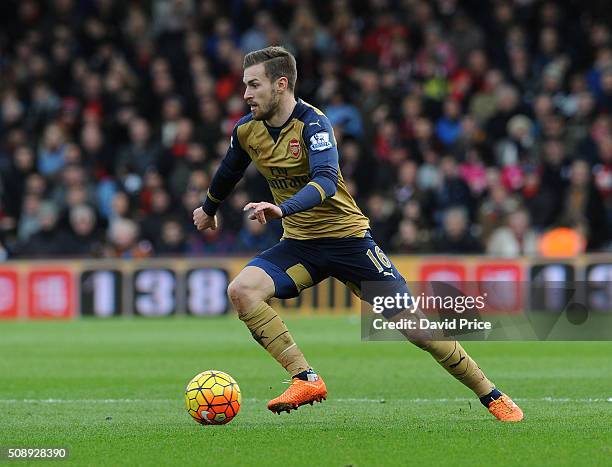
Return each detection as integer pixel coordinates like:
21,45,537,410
243,46,297,92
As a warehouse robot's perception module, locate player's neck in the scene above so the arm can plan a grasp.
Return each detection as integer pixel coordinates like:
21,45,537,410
265,96,297,128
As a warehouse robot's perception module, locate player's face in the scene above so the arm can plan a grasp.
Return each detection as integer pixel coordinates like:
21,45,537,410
243,63,281,121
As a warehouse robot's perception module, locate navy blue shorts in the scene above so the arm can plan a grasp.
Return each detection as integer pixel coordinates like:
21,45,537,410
247,231,409,304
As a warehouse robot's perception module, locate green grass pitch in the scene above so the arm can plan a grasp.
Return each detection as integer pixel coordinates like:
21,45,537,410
0,316,610,466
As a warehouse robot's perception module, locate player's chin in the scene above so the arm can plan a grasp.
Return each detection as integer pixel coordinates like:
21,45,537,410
251,107,269,121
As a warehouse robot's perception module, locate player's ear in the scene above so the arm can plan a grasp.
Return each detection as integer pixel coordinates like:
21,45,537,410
276,76,289,92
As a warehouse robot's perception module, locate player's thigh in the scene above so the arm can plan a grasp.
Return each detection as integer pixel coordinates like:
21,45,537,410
246,240,328,299
328,234,409,303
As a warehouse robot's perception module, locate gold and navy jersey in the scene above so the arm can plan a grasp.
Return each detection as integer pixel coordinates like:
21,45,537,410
202,99,370,239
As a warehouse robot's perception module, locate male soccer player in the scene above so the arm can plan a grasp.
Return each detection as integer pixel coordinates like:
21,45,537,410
193,46,523,421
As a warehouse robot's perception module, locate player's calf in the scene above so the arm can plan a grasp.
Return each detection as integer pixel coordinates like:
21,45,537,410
417,339,523,421
228,266,313,377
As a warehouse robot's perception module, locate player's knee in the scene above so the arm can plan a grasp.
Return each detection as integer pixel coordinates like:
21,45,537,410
227,278,265,318
227,279,249,313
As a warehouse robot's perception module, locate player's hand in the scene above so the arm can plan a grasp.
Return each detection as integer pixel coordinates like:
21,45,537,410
243,202,282,225
192,207,217,231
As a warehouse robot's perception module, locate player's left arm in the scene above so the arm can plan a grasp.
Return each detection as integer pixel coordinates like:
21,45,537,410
245,116,339,224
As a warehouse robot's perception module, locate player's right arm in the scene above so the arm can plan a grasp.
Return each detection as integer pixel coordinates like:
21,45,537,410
193,125,251,231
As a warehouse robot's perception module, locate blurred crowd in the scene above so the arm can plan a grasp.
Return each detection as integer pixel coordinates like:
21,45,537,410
0,0,611,260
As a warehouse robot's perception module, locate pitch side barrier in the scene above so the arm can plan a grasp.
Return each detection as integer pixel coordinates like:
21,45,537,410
0,255,609,319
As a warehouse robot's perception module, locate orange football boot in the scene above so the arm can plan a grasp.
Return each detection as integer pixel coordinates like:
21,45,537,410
488,394,524,422
267,377,327,414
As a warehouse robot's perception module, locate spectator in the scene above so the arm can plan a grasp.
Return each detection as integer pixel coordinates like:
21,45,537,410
65,204,103,257
593,135,612,238
16,194,42,242
116,118,162,180
469,69,505,124
241,11,279,53
169,143,207,200
80,123,115,178
140,188,173,244
436,99,463,147
160,96,185,149
1,145,36,220
459,149,488,198
38,123,67,178
485,84,521,142
108,191,133,224
365,194,396,251
487,209,539,257
478,184,521,241
416,149,441,191
495,115,534,167
196,98,224,155
432,207,482,254
522,169,559,230
1,88,25,131
105,218,152,258
338,139,374,200
596,65,612,113
434,156,474,219
567,91,596,157
391,219,431,254
237,214,278,253
13,201,72,257
188,212,235,255
1,0,610,257
156,218,188,255
221,189,250,235
557,159,607,248
394,160,425,205
400,199,432,232
51,164,96,214
324,92,363,139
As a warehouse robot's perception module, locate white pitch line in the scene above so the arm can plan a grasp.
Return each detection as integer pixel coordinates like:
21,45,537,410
0,399,173,403
0,397,609,404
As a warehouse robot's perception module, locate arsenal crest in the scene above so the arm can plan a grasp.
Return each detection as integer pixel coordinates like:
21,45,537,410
288,138,301,158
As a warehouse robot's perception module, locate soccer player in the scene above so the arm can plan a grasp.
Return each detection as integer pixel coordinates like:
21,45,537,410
193,46,523,422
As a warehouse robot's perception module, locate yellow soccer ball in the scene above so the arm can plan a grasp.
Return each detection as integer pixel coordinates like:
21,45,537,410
185,370,241,425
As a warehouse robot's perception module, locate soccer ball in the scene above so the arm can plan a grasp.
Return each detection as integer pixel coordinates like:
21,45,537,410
185,370,241,425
